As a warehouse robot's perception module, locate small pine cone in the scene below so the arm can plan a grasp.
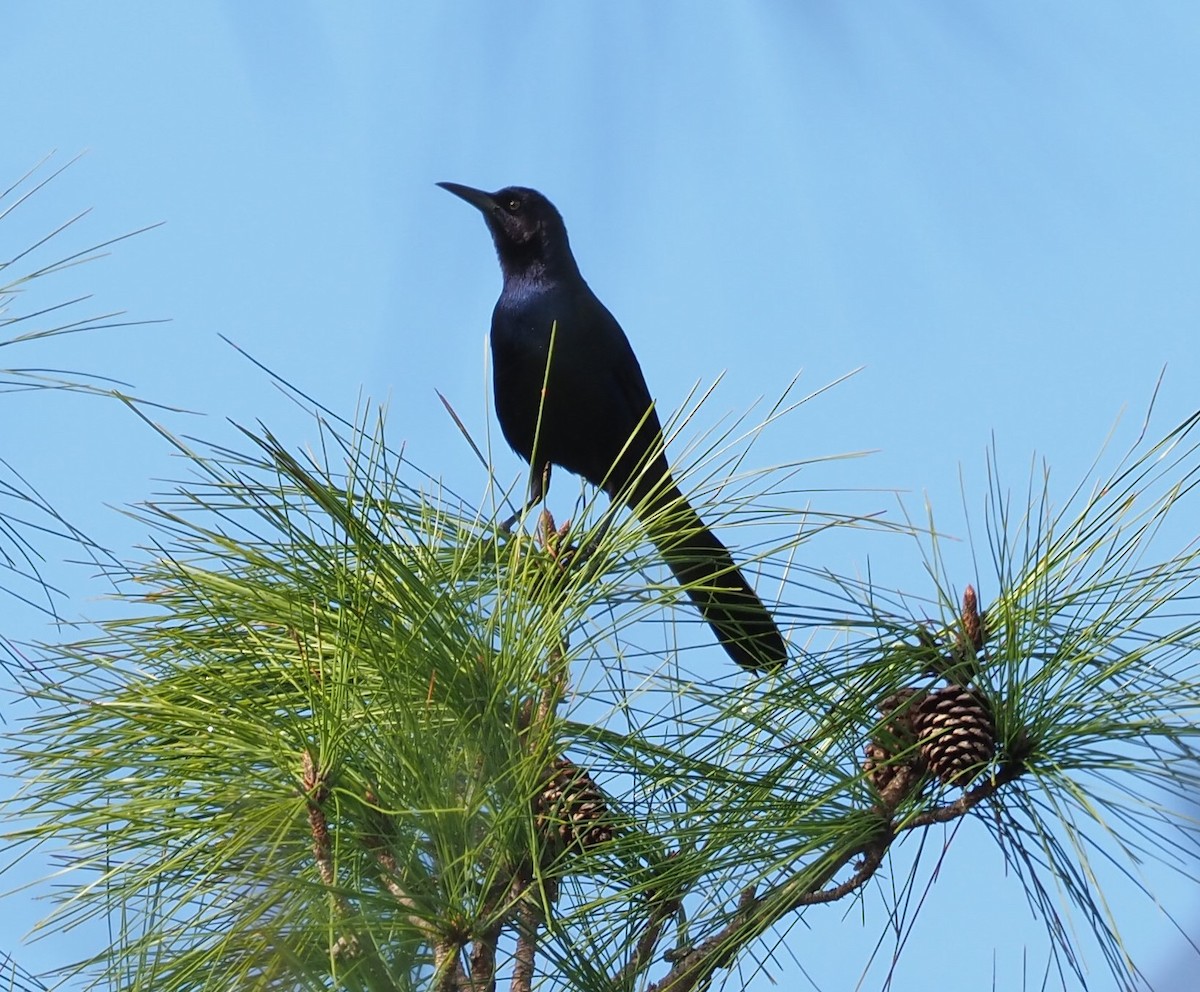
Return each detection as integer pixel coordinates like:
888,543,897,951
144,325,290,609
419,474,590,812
536,758,614,855
875,688,923,756
877,688,921,735
864,689,926,806
912,685,996,785
864,740,925,807
960,585,988,653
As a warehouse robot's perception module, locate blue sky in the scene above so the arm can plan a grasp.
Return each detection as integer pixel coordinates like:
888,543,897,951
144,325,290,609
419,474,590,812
3,3,1199,989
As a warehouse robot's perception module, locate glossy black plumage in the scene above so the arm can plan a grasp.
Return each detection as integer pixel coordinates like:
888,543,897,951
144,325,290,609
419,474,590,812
438,182,786,673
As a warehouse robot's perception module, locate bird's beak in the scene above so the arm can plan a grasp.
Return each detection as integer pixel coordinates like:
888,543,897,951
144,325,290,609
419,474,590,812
437,181,499,215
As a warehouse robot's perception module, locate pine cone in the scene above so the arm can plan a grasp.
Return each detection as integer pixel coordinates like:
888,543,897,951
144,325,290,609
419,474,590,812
960,585,988,653
912,685,996,785
535,757,614,855
864,740,925,808
864,688,926,806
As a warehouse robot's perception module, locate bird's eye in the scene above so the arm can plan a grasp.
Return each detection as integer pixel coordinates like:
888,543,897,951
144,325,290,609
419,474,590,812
507,197,522,211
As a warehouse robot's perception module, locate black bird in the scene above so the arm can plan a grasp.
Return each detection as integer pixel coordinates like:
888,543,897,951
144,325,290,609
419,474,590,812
438,182,787,674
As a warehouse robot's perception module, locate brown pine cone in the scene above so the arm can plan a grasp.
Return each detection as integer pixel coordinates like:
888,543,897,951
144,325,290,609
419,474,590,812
912,685,996,785
864,688,927,807
535,757,615,856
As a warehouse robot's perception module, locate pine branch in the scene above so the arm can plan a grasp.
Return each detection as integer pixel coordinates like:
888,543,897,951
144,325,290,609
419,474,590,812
645,758,1027,992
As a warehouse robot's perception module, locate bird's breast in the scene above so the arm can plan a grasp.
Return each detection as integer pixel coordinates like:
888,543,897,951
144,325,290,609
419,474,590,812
490,283,583,382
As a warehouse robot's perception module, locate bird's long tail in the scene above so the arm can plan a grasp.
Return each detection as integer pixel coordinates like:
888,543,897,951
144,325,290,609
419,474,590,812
638,482,787,674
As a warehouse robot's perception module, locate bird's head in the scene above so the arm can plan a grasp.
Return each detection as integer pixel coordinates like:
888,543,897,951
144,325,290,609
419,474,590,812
438,182,577,280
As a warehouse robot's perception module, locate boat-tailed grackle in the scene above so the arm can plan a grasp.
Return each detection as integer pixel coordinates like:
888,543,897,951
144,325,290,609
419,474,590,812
438,182,787,674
